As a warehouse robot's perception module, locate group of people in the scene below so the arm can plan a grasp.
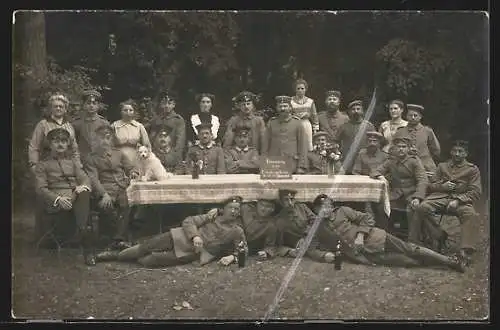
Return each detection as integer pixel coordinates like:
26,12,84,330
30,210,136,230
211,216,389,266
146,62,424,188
28,78,482,273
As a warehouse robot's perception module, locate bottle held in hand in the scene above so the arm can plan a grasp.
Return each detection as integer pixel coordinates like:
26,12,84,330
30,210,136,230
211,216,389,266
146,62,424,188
237,241,247,268
334,240,343,270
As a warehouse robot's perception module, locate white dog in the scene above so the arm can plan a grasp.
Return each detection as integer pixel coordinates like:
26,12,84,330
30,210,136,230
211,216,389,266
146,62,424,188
136,145,173,181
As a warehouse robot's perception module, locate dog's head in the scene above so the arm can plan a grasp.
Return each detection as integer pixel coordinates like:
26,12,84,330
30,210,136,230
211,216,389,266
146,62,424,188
137,145,150,159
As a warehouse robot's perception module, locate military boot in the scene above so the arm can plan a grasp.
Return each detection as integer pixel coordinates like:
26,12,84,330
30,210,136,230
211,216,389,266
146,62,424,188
81,226,96,266
409,243,466,273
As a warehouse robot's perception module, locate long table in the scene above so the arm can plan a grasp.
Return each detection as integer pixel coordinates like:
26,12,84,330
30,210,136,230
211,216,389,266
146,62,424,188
127,174,391,216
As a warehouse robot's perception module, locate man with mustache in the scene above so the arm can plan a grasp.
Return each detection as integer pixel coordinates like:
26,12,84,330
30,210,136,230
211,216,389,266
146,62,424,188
96,196,247,267
306,131,343,175
184,123,226,174
317,90,349,143
152,125,180,173
224,124,260,174
334,99,376,174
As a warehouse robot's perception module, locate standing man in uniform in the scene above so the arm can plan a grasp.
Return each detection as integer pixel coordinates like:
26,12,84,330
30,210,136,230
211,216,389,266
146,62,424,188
72,90,110,161
317,90,349,143
395,104,441,175
370,132,428,239
335,99,377,174
262,96,308,174
416,140,482,265
224,124,260,174
222,91,266,154
147,91,186,160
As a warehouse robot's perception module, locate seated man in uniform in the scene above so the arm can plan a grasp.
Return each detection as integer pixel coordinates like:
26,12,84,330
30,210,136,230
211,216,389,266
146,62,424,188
182,123,226,175
224,124,260,174
96,196,247,268
416,140,482,265
151,125,181,173
305,195,466,272
306,131,343,175
84,124,140,250
34,128,95,265
370,132,428,235
239,190,280,259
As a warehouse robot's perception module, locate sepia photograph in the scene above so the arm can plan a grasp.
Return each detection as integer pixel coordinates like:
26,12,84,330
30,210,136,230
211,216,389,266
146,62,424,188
11,10,489,321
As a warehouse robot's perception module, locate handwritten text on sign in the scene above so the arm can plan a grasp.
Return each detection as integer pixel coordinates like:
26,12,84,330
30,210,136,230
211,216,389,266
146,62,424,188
260,156,293,179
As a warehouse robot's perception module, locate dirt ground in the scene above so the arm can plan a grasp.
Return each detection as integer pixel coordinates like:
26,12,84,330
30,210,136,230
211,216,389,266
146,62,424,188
11,201,490,321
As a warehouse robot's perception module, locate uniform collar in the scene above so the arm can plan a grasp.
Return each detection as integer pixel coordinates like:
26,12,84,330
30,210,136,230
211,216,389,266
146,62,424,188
48,116,67,125
84,114,101,122
114,119,139,127
448,159,469,168
239,112,254,120
235,146,249,152
327,108,340,116
366,148,382,157
96,146,113,157
278,114,293,122
195,141,214,149
407,123,423,131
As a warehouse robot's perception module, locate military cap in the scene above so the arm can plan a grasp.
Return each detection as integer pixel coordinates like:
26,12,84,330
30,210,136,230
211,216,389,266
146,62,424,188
234,91,257,104
95,124,113,137
222,195,243,206
312,194,332,208
392,130,412,145
366,131,384,140
258,190,278,202
195,93,215,103
278,189,298,199
82,89,102,100
156,125,173,137
195,123,213,133
347,100,363,108
232,123,252,136
275,96,292,105
46,128,70,141
313,131,329,140
452,139,469,151
325,90,341,98
160,91,178,102
406,104,425,114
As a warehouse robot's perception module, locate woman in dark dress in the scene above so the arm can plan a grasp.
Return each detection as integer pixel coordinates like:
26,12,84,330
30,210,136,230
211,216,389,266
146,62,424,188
189,93,220,145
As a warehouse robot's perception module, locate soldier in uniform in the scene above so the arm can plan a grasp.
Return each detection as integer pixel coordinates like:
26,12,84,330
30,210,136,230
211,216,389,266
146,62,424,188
224,124,260,174
370,132,428,241
306,131,343,175
352,131,389,176
306,195,466,272
147,91,186,160
239,190,280,259
317,90,349,143
97,196,247,268
72,89,110,161
395,104,441,175
151,125,181,173
334,100,377,174
84,124,140,251
34,128,95,265
222,91,266,154
262,96,308,174
416,140,482,265
184,123,226,175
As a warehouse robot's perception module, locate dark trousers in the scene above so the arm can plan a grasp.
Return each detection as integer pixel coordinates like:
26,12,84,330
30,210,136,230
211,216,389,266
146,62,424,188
94,189,130,241
417,197,477,251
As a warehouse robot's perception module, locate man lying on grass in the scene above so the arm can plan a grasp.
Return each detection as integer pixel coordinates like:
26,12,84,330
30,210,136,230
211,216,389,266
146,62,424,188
300,194,467,273
95,196,248,267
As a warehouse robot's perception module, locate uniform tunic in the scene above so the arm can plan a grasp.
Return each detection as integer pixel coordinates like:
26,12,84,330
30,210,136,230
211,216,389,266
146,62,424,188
239,203,278,256
291,97,319,151
335,119,377,174
224,146,260,174
317,110,349,143
262,115,308,173
153,147,181,173
352,148,389,176
111,119,151,166
184,142,226,175
28,117,82,168
222,113,266,153
396,123,441,173
378,119,408,153
72,114,110,160
147,110,187,157
306,148,343,175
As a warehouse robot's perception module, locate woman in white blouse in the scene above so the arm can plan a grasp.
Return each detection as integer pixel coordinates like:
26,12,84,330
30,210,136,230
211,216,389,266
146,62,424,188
189,93,220,144
111,99,151,165
378,99,408,153
290,78,319,151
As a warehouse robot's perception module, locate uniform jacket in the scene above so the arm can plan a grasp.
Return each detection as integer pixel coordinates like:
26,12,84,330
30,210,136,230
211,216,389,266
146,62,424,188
352,148,389,176
224,146,260,174
222,113,266,153
371,155,428,202
262,115,308,173
153,147,182,173
72,114,110,158
84,147,139,198
306,149,343,175
274,202,316,256
426,160,482,204
396,123,441,173
239,202,278,256
335,119,377,173
147,111,187,156
35,155,91,209
184,142,226,174
317,110,349,142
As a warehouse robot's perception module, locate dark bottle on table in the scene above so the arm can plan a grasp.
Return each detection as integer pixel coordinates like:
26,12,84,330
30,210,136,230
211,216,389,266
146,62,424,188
192,160,200,179
237,241,247,268
334,240,343,270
